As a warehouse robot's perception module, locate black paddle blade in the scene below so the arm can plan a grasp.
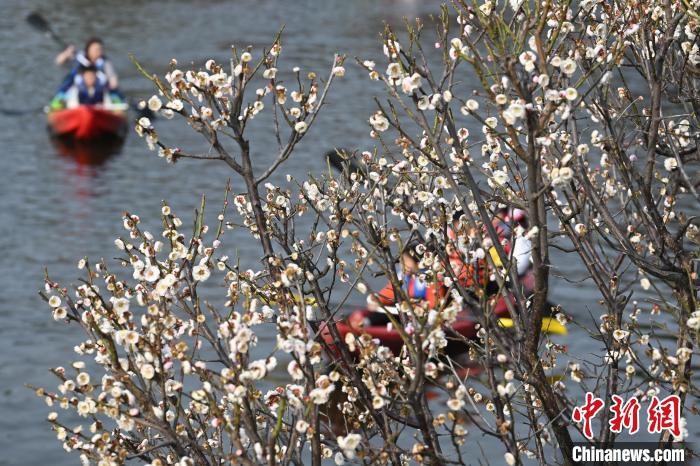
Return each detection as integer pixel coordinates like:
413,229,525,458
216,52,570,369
26,12,49,33
325,149,365,181
26,11,67,48
0,106,44,116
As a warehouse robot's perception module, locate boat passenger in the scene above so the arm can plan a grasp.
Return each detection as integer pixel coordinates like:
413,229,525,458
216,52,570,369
60,65,112,108
448,208,532,292
370,244,442,312
363,241,454,330
52,38,123,109
491,207,531,277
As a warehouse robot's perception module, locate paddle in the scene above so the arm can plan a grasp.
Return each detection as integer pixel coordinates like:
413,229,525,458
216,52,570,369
23,11,155,120
0,105,45,116
26,12,68,49
0,13,64,115
497,317,568,336
324,149,365,181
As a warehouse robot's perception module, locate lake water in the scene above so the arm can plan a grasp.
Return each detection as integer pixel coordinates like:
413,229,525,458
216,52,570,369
0,1,694,464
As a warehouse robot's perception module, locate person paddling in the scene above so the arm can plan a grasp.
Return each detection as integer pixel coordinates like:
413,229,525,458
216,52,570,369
51,38,123,109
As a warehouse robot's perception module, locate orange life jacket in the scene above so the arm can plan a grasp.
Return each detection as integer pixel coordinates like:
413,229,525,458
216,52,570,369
376,273,441,309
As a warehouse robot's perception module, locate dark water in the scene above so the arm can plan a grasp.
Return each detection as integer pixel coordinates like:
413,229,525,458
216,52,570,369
0,1,693,464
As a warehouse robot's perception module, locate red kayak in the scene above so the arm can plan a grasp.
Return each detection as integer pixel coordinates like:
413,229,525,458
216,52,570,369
320,296,517,359
47,105,128,140
321,271,536,359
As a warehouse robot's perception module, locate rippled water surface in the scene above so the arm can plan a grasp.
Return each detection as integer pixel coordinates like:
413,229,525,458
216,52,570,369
0,1,694,464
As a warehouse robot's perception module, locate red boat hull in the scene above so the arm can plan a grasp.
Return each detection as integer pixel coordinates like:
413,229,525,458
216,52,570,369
47,106,127,140
320,270,536,359
329,309,479,355
320,299,514,359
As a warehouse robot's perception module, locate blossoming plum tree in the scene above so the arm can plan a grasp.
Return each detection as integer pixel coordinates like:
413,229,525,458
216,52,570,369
36,1,698,465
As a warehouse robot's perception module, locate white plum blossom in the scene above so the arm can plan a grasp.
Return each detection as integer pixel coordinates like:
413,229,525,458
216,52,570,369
138,117,152,129
76,372,90,386
112,298,130,315
166,99,184,111
449,38,467,59
140,364,155,380
294,121,308,134
337,433,361,459
447,398,464,410
295,420,309,433
143,265,160,282
401,73,422,94
192,264,211,281
147,95,162,112
564,87,578,101
506,102,525,120
503,102,526,125
52,307,67,320
550,167,573,187
383,40,401,58
479,0,494,16
386,63,402,80
491,170,509,186
369,112,389,132
560,58,577,76
613,329,630,342
688,316,700,331
309,385,334,404
519,51,537,72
